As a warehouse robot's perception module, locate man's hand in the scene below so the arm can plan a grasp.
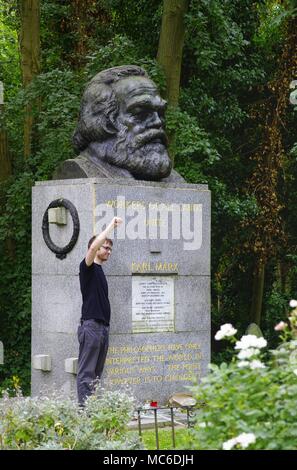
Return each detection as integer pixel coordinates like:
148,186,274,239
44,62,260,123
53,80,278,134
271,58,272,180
111,217,123,227
85,217,123,266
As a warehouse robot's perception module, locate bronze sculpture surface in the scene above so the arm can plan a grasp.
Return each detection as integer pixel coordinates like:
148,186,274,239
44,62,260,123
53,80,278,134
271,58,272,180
54,65,183,182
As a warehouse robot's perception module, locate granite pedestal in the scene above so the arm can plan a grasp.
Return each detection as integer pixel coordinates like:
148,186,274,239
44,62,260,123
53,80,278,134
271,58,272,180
32,178,210,404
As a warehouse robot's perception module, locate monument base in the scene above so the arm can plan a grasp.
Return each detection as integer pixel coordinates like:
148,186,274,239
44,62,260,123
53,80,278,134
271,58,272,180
32,177,210,404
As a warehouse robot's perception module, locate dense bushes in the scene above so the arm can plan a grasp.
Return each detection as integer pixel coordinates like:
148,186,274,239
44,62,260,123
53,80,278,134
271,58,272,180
0,384,142,450
184,303,297,450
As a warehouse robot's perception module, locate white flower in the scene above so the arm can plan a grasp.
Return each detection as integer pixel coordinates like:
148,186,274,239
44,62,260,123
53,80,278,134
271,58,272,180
223,432,256,450
215,323,237,340
293,369,297,376
250,360,265,369
237,360,249,368
274,321,288,331
214,330,224,340
256,337,267,348
237,348,260,359
235,335,267,350
237,358,265,369
197,422,206,428
222,437,237,450
236,432,256,449
290,299,297,308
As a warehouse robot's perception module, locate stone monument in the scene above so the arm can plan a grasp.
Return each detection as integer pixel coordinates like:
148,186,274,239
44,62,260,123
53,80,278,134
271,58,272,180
32,65,211,404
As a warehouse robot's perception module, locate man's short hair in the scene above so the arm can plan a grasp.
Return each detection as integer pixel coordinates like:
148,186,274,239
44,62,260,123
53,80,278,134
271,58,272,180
88,236,113,249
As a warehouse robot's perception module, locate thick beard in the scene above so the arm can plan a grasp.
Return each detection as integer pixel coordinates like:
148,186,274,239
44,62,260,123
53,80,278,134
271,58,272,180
86,124,172,180
106,129,172,180
109,142,171,180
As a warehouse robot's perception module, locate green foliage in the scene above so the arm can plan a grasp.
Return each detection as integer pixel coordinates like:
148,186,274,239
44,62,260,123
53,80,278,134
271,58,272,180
0,1,20,102
183,314,297,450
188,359,297,449
255,0,297,52
85,34,166,93
141,427,189,450
40,1,73,69
166,107,220,168
183,0,266,136
103,0,162,56
0,385,142,450
0,67,83,394
262,284,291,346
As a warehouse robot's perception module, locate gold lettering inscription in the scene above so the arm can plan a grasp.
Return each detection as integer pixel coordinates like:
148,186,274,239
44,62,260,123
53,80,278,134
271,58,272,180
168,363,200,372
144,375,163,383
194,352,202,360
105,377,142,385
106,342,203,385
106,200,146,209
155,262,178,272
105,200,199,211
108,342,201,355
164,374,196,382
106,355,151,366
131,262,151,273
145,219,161,226
131,261,178,273
168,353,193,361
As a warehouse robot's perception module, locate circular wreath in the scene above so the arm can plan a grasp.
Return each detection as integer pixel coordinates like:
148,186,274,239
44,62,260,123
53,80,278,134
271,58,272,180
42,198,80,259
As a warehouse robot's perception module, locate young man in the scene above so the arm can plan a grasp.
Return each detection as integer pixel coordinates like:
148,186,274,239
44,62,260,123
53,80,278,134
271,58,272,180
77,216,122,406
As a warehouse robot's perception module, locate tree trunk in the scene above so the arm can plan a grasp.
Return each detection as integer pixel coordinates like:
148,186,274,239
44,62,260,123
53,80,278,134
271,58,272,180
249,262,265,326
0,130,11,182
0,82,11,182
245,17,297,326
0,82,14,258
71,0,90,69
19,0,40,159
157,0,188,107
276,259,291,295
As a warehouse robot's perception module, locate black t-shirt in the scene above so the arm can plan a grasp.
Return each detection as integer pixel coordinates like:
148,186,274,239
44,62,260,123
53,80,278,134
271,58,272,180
79,258,111,325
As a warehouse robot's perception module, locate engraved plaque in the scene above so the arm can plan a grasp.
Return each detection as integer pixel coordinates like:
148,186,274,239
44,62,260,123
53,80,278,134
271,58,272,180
132,276,174,333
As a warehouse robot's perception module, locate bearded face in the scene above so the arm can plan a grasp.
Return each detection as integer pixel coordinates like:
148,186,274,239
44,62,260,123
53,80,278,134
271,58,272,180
85,76,172,180
108,125,171,180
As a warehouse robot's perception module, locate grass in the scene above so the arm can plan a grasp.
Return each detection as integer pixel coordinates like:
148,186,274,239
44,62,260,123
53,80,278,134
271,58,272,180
141,426,190,450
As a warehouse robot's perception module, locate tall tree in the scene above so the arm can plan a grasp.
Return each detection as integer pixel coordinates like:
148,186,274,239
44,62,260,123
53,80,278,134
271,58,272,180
157,0,189,167
0,81,11,182
19,0,40,159
157,0,188,107
245,12,297,325
0,81,14,259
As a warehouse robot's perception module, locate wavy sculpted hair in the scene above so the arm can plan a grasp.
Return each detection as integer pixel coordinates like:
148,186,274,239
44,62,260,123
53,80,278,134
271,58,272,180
73,65,148,153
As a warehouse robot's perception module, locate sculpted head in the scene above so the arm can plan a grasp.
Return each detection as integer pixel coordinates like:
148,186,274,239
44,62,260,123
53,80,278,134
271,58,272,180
73,65,172,180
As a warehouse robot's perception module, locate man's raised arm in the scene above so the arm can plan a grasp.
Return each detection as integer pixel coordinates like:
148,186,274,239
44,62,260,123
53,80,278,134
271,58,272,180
85,217,122,266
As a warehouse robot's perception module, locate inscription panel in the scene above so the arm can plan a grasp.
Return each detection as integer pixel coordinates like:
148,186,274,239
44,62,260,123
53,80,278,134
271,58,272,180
132,276,174,333
104,340,202,388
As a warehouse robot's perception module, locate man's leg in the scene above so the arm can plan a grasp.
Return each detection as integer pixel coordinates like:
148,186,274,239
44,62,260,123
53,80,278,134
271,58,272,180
77,320,103,406
95,324,109,379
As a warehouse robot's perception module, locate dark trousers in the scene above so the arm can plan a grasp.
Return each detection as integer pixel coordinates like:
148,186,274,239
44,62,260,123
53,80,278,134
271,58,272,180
77,319,109,406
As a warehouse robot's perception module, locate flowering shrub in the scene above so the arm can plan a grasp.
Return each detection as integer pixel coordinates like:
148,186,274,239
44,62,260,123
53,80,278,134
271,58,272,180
0,385,142,450
185,302,297,450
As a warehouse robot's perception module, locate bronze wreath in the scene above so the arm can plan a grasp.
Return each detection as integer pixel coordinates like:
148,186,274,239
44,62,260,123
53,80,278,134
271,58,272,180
42,199,80,259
